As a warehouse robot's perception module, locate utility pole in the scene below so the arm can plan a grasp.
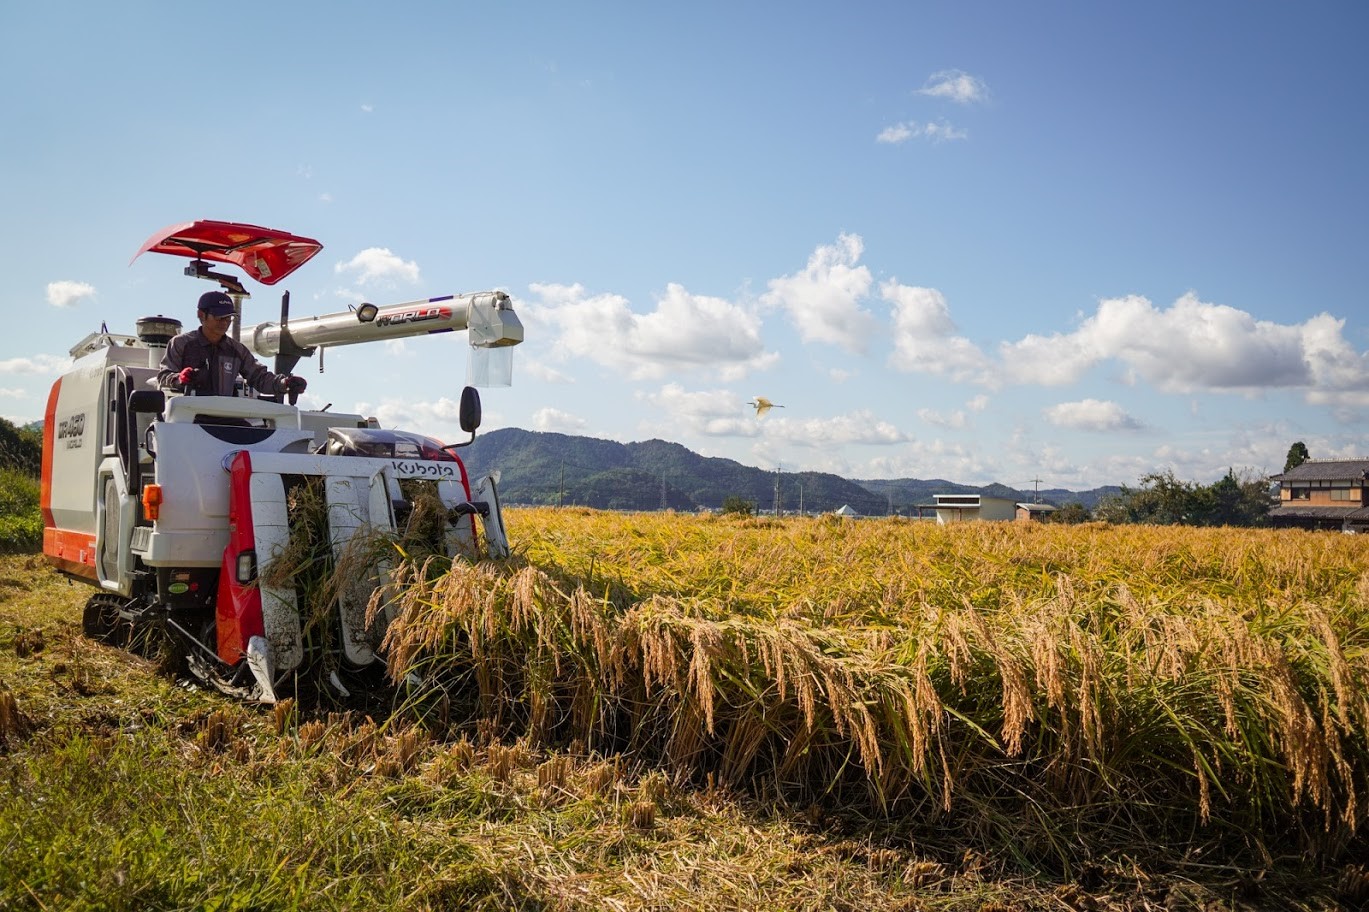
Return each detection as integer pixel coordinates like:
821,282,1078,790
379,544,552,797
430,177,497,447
798,483,804,517
774,463,782,517
1030,477,1043,503
558,463,565,508
660,472,667,510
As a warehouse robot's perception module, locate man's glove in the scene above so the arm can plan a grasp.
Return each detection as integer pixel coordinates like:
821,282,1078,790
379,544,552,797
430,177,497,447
275,374,307,396
177,367,198,388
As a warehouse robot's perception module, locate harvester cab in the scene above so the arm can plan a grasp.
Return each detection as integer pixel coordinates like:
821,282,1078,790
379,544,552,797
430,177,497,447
41,220,523,703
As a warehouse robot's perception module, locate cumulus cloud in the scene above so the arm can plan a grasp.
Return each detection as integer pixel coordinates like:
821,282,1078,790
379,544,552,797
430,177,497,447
0,354,70,375
876,123,914,144
918,70,989,104
1043,399,1143,432
353,396,466,440
47,281,95,308
885,287,1369,407
863,438,996,485
526,282,777,381
883,280,996,384
876,120,968,144
999,293,1323,392
638,384,761,437
522,361,574,384
761,234,879,354
532,407,588,433
769,410,911,448
335,248,421,286
918,408,968,429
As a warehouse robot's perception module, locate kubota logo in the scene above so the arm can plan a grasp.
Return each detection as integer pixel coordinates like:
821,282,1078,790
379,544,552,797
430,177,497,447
376,306,452,328
391,460,456,478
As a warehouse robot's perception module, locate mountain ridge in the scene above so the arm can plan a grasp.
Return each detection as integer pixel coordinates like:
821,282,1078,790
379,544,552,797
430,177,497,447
461,427,1120,514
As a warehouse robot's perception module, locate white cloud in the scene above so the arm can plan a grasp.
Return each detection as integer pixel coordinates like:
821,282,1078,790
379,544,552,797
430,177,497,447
863,438,996,485
521,361,574,384
361,103,374,114
532,407,588,433
876,123,913,144
637,384,763,438
761,234,879,354
335,248,421,286
1000,293,1321,392
918,70,989,104
353,396,466,441
526,281,777,381
918,408,968,429
876,121,968,144
767,410,911,448
884,287,1369,408
966,394,989,412
47,280,95,308
0,354,69,376
1043,398,1143,432
0,388,24,399
883,280,995,384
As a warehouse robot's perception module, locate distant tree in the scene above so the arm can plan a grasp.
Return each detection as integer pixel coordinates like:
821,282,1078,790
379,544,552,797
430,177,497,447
0,418,41,476
1284,441,1310,473
1093,468,1271,527
1092,470,1195,525
721,495,754,516
1048,502,1091,524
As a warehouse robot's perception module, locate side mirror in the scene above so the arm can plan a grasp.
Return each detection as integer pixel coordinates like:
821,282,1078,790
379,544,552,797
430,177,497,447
444,386,482,451
129,389,166,417
459,386,482,434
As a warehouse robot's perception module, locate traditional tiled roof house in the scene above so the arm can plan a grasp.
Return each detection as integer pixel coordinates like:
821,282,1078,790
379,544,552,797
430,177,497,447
1268,459,1369,532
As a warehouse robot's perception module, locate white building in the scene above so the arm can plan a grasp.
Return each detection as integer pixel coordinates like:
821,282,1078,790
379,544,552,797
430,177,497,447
932,493,1018,525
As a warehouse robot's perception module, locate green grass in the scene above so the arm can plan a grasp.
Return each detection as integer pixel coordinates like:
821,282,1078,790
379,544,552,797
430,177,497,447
0,554,1056,912
0,467,40,553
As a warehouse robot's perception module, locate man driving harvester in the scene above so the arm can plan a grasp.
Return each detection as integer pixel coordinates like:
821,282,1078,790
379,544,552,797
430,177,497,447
158,290,307,400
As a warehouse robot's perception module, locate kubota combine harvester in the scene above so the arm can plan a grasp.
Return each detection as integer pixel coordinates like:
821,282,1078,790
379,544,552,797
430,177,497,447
40,220,523,702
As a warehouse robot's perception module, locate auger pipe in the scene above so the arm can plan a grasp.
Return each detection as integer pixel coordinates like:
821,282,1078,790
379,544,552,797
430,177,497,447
241,291,523,357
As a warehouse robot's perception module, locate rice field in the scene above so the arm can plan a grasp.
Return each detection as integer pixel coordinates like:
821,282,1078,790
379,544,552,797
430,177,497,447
378,509,1369,872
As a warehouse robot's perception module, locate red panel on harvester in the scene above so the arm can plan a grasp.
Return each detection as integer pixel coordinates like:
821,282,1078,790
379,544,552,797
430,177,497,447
217,450,265,663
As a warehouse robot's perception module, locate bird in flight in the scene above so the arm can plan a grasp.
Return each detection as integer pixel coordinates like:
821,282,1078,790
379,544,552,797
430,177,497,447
749,396,785,418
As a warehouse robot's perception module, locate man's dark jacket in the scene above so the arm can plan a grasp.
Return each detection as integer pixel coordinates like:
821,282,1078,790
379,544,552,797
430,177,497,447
157,329,279,397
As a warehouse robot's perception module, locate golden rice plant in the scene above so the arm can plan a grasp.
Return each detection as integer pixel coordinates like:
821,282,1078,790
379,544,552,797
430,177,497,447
374,508,1369,869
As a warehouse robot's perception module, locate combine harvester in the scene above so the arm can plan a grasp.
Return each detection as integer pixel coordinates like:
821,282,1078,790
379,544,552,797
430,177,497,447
40,220,523,702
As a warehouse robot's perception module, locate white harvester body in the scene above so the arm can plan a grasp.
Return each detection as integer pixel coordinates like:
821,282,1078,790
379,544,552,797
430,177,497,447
41,220,517,702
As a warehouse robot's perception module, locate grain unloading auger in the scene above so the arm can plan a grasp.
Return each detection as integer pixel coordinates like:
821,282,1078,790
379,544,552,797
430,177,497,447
41,220,523,702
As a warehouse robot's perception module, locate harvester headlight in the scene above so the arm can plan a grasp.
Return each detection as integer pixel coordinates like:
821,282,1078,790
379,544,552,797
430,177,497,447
236,550,257,584
356,303,378,323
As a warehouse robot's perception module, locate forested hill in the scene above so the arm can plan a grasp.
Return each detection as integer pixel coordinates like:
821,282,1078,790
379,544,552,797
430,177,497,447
460,428,1118,514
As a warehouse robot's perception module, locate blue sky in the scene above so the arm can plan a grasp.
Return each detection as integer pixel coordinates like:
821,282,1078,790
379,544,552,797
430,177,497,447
4,3,1368,491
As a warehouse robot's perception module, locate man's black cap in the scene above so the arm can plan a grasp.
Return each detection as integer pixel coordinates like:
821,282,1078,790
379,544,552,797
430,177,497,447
198,291,235,316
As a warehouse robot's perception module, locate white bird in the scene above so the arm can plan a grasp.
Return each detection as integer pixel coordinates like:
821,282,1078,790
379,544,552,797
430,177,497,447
749,396,785,418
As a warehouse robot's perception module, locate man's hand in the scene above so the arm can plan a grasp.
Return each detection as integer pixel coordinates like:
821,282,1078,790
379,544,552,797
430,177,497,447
176,367,198,388
275,374,307,396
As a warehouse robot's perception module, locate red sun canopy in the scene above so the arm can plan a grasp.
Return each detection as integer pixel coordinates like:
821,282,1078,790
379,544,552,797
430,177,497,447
132,220,323,286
